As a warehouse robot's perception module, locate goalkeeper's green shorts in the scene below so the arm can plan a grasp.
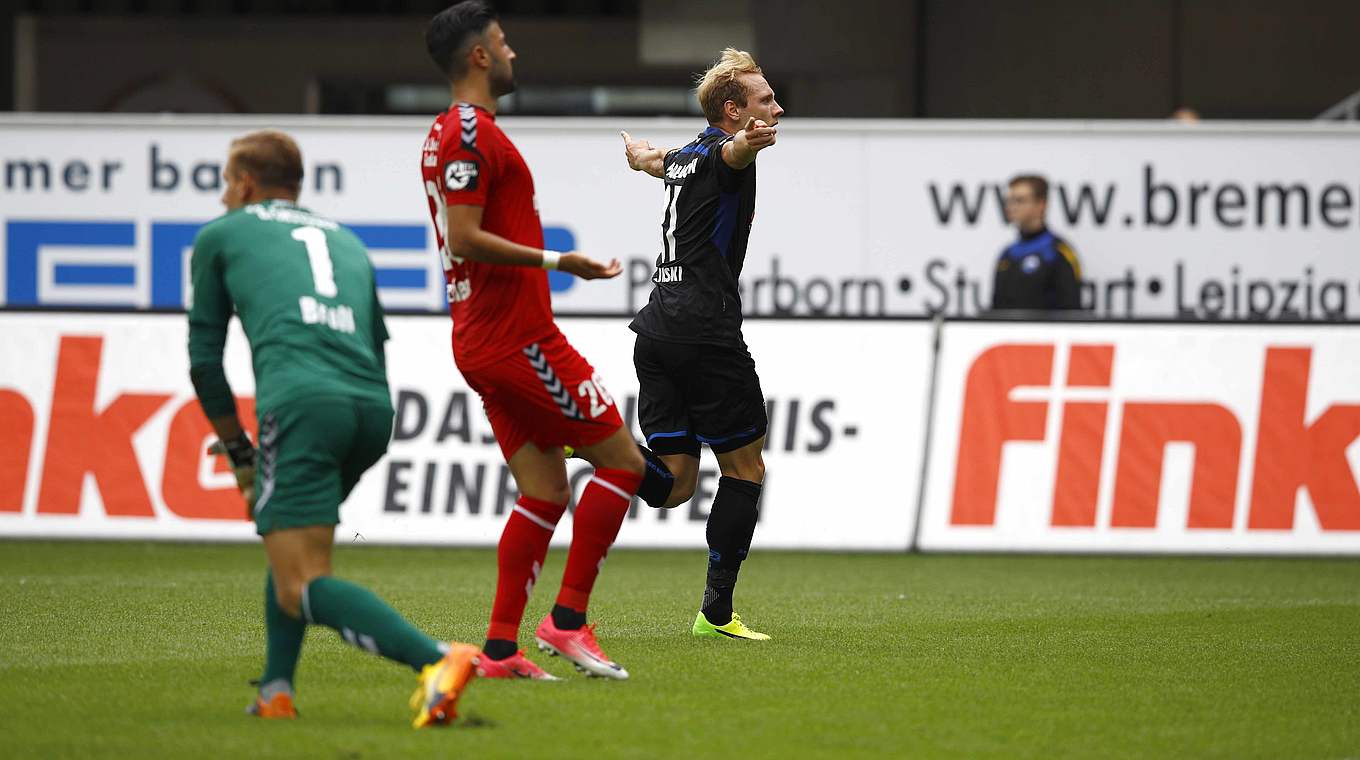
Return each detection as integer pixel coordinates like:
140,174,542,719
251,396,394,536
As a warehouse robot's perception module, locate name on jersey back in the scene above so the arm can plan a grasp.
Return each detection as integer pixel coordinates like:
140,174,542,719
665,161,699,181
653,265,683,283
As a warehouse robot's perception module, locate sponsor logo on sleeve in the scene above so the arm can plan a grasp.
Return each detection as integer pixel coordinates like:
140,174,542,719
444,160,479,192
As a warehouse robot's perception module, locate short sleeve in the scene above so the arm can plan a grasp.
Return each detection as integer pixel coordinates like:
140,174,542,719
706,135,748,192
440,115,493,208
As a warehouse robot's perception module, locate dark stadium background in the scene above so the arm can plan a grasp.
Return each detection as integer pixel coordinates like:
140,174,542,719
2,0,1359,119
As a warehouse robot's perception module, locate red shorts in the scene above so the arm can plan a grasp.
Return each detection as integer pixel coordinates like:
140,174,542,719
461,330,624,460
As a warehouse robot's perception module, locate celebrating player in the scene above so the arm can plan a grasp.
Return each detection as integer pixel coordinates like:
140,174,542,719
187,130,477,727
619,49,783,641
421,2,646,680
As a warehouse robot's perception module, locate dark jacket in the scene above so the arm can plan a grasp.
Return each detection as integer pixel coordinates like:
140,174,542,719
990,227,1083,310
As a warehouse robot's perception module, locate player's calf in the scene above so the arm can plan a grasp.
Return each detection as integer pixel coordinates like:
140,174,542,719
547,465,641,638
537,436,642,678
702,437,766,629
635,444,676,507
482,494,568,664
700,476,762,625
638,447,700,509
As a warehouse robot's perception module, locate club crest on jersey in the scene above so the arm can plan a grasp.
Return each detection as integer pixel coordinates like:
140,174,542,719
445,160,479,191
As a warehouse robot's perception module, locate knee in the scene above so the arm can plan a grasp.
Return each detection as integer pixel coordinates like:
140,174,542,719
664,474,698,508
518,472,572,507
730,457,765,484
748,459,766,484
609,446,646,477
594,442,645,476
526,483,571,506
272,566,330,619
273,579,305,619
516,478,565,508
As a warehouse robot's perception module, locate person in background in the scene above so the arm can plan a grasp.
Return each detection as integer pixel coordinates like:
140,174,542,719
990,174,1084,312
1170,106,1201,123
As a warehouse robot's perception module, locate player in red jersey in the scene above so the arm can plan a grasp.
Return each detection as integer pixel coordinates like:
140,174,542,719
421,1,646,680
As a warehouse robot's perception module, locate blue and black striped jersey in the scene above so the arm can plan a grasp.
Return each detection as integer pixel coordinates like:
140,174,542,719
629,125,758,347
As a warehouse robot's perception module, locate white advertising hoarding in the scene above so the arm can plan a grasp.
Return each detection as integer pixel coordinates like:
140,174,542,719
3,115,1359,318
0,313,931,550
918,321,1360,554
6,310,1359,554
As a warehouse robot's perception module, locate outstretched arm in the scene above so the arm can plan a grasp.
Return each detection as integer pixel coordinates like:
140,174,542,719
722,117,778,171
621,130,670,179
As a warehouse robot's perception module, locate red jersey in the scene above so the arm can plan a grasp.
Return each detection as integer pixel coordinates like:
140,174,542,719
421,102,556,370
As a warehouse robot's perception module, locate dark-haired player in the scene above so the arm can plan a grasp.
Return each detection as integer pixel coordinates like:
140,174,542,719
188,130,478,727
619,48,783,641
421,1,646,680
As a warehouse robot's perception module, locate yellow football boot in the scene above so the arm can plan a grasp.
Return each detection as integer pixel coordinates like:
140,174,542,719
410,643,479,728
692,611,771,641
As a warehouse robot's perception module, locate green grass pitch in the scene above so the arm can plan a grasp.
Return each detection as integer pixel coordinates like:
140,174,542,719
1,541,1357,758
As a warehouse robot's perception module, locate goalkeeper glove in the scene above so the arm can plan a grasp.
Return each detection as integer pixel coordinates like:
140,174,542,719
208,434,257,517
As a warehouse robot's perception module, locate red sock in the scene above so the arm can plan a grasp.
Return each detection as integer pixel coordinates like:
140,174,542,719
556,468,643,613
486,496,567,642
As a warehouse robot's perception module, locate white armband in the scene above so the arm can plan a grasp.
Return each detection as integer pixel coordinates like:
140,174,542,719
541,250,561,270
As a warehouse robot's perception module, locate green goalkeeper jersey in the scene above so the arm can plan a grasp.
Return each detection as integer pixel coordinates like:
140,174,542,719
187,199,391,415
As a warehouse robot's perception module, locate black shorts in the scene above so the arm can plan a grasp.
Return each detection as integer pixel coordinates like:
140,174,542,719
633,333,768,457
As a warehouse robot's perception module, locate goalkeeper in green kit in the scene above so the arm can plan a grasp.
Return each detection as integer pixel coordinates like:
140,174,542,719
187,130,477,728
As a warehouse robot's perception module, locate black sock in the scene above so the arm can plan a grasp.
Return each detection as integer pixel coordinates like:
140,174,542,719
482,638,518,661
636,443,676,508
701,476,762,626
702,566,739,626
551,603,586,630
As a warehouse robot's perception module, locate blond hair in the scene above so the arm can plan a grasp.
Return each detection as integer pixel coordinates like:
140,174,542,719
695,48,762,125
228,130,303,195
